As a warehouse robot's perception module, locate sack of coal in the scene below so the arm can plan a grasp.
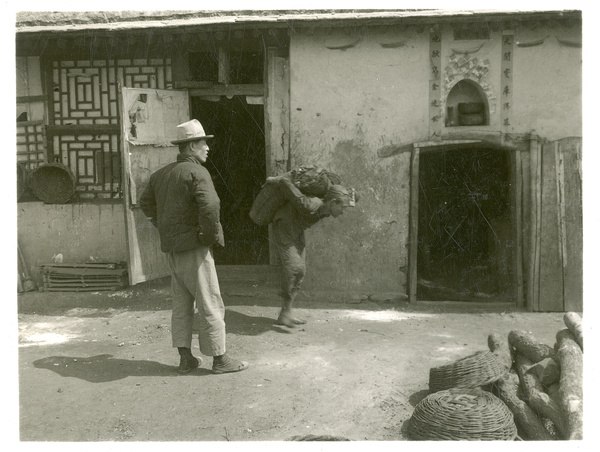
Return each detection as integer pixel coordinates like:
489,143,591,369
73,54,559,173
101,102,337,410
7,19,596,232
249,165,341,226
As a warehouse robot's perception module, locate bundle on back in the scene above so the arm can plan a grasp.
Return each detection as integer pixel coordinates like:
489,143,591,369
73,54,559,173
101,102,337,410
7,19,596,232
249,165,341,226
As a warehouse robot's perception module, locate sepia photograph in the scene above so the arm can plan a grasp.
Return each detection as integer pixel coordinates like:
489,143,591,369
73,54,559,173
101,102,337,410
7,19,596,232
10,1,591,446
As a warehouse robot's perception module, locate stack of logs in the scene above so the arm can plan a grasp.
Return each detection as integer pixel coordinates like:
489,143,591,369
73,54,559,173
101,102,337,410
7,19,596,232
488,312,583,440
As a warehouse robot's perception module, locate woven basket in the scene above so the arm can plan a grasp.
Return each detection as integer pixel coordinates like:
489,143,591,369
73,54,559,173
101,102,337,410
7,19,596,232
429,350,508,393
408,388,517,441
29,162,76,204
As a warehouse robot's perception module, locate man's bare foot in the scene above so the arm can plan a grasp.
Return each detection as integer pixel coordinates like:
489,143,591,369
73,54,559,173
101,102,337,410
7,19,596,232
276,311,306,327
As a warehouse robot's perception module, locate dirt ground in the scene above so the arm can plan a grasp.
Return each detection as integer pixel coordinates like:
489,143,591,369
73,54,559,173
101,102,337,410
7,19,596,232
16,273,568,442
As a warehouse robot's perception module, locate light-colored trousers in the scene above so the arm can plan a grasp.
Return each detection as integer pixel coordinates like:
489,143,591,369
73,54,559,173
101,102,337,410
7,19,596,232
277,242,306,302
167,246,226,356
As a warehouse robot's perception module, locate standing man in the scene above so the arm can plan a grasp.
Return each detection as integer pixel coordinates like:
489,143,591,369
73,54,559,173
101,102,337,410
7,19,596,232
270,176,358,328
139,119,248,375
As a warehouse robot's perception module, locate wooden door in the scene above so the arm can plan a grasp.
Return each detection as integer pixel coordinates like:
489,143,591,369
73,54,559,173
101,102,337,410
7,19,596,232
264,47,290,265
533,137,582,311
120,87,190,285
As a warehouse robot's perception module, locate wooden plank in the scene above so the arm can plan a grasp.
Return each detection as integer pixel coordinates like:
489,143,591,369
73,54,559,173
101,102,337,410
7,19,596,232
265,47,290,266
538,141,564,311
170,36,190,86
408,145,420,303
521,146,531,272
173,81,214,89
44,282,125,287
512,150,524,307
188,84,264,97
16,95,48,103
42,267,126,276
528,136,540,311
45,287,123,292
43,274,124,280
39,262,122,269
218,46,230,85
46,124,120,136
560,138,583,311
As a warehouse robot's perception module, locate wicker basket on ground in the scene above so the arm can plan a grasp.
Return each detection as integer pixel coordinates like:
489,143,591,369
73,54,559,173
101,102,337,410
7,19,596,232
29,162,76,204
429,350,508,393
407,388,518,441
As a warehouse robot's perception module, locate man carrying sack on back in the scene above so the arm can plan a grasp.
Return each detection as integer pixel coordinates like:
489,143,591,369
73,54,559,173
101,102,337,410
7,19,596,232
139,119,248,375
268,176,358,328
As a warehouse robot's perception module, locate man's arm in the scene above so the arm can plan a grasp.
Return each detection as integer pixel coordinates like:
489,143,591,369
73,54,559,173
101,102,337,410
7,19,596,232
277,177,323,215
138,181,158,227
190,168,222,245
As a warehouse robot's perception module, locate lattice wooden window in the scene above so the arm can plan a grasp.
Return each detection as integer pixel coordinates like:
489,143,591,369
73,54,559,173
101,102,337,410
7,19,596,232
17,120,46,170
52,133,121,200
50,58,172,200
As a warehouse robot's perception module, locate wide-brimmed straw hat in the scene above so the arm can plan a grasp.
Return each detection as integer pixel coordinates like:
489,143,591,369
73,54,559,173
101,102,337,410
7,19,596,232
171,119,214,144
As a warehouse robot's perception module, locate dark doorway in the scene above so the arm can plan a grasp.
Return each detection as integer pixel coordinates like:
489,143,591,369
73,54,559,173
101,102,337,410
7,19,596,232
417,147,513,301
192,96,269,265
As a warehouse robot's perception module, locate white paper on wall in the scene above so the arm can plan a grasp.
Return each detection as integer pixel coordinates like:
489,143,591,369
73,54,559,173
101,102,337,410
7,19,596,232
122,88,189,146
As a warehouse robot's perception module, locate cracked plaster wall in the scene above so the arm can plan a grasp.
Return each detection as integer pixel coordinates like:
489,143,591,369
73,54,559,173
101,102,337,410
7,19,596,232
286,22,581,298
288,28,429,298
17,203,128,285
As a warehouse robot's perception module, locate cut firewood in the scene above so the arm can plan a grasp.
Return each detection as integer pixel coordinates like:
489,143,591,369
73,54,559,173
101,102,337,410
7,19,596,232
508,330,556,363
563,312,583,352
547,383,560,401
555,329,583,440
488,333,513,371
524,357,560,386
515,353,566,439
494,371,554,440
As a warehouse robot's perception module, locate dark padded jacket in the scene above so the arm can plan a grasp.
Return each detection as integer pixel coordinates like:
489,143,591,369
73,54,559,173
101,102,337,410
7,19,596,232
272,178,330,247
139,154,225,253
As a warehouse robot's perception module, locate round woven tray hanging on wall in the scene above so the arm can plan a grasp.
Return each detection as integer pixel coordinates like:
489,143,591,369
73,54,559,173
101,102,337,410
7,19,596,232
29,162,76,204
407,388,517,441
429,350,508,393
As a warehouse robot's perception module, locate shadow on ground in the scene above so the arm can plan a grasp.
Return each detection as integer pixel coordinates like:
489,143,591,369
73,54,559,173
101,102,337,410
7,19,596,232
32,354,213,382
222,309,285,336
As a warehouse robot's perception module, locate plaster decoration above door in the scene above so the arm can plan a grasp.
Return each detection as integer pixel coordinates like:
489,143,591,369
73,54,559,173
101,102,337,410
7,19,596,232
443,54,496,116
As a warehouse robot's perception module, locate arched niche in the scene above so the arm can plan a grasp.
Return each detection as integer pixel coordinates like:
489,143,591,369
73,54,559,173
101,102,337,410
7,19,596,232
445,79,489,127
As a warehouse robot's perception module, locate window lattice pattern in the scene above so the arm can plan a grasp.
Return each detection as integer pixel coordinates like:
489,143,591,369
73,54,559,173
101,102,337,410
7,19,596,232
52,58,172,199
53,134,121,200
17,121,46,170
52,58,172,125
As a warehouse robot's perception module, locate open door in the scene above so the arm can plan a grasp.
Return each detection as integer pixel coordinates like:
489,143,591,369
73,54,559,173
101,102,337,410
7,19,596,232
120,87,190,285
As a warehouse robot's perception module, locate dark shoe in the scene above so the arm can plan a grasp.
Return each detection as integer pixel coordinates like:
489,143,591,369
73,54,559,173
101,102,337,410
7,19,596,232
177,355,201,374
212,354,249,374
